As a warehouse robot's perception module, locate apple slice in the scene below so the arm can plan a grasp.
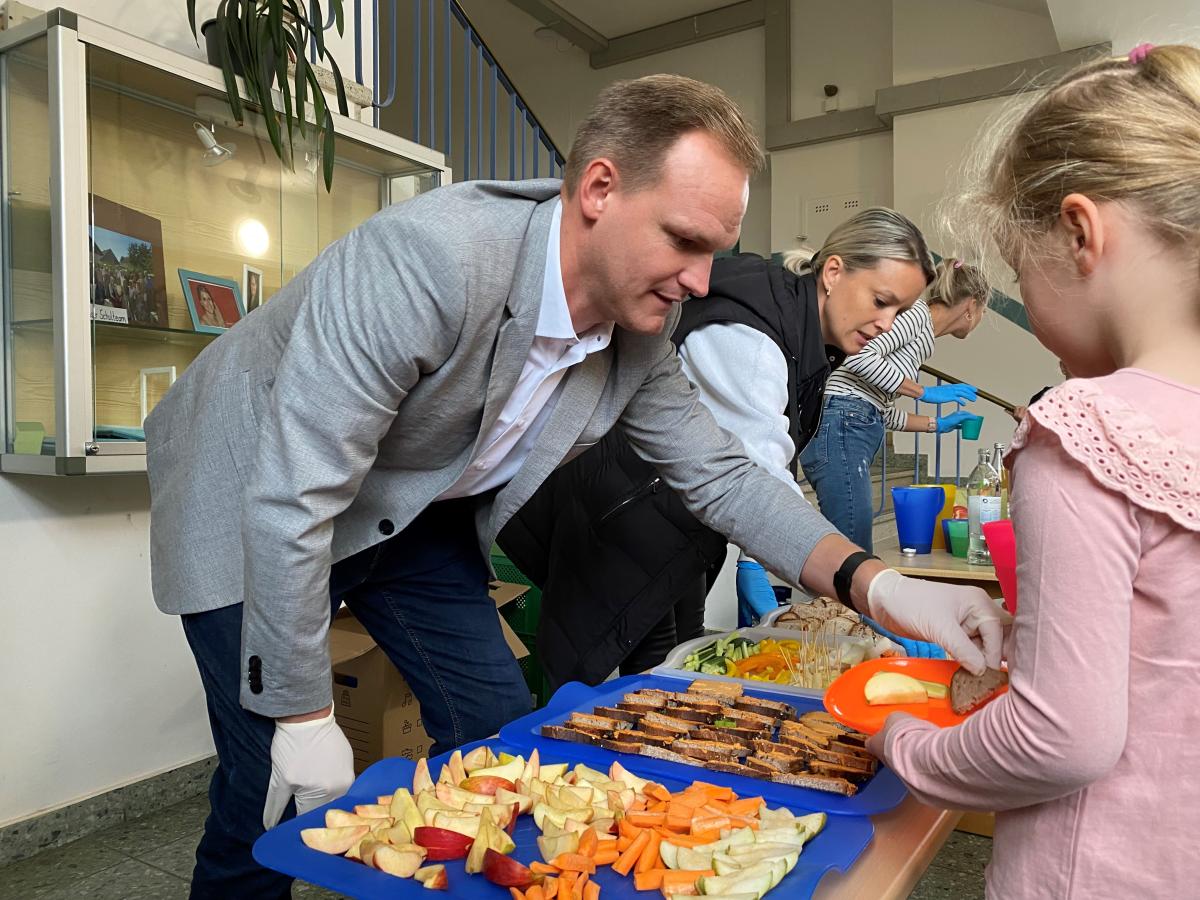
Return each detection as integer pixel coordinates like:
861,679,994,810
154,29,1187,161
415,864,449,890
414,758,435,795
482,848,540,888
460,775,517,796
447,750,467,787
380,822,412,846
353,804,393,819
413,825,474,860
468,757,525,783
494,788,533,815
432,811,482,838
388,787,426,834
301,825,369,855
540,762,569,782
325,809,373,828
372,842,427,878
608,761,650,794
536,831,580,863
522,747,541,782
437,783,496,808
462,745,492,773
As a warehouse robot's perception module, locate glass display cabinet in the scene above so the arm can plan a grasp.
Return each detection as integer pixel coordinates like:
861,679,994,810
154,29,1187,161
1,9,449,474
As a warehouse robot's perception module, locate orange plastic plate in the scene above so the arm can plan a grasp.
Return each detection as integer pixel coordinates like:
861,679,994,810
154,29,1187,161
823,657,1007,735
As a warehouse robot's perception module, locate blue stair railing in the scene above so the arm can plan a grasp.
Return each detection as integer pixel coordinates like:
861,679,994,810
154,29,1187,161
307,0,566,182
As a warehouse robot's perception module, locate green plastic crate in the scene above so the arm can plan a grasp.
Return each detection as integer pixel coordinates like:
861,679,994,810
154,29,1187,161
491,552,542,636
490,551,552,707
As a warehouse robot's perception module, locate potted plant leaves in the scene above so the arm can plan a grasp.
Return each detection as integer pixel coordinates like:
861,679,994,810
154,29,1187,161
188,0,350,190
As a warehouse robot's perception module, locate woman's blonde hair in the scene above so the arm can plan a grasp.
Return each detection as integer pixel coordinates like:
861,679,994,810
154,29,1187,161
928,258,990,310
782,206,935,285
959,44,1200,270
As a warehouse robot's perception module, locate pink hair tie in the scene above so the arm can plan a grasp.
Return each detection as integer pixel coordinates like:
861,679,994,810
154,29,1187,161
1129,43,1154,64
953,260,963,269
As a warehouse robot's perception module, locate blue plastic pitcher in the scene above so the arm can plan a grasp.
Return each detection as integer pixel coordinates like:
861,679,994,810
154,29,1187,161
891,486,946,554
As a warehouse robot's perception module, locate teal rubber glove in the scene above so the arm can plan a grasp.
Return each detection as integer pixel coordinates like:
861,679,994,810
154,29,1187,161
863,617,946,659
936,410,977,433
736,560,779,626
922,383,977,404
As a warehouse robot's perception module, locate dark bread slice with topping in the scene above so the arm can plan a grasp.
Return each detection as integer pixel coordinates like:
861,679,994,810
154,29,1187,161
641,711,699,733
747,751,806,774
670,739,746,761
734,697,796,719
569,712,625,731
598,736,644,753
807,760,872,782
593,705,645,724
541,725,599,744
686,679,744,700
693,728,758,749
770,771,858,796
951,667,1009,715
639,744,698,766
668,707,720,725
704,759,760,778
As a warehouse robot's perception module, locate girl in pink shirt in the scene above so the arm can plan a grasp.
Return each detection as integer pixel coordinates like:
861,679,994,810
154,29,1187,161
869,44,1200,899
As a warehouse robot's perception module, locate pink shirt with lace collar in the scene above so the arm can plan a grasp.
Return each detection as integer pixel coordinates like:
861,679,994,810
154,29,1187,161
874,368,1200,900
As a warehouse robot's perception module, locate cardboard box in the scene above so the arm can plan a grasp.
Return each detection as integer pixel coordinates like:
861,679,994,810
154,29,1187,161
329,581,531,773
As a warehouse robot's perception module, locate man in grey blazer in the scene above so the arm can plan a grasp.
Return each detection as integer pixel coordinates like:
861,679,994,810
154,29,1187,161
146,75,1008,897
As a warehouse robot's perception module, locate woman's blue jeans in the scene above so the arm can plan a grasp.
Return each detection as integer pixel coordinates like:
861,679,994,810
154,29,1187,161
799,395,886,553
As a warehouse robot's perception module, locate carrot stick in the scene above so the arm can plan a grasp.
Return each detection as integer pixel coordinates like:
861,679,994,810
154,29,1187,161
531,861,561,875
509,889,526,900
626,811,666,828
578,827,599,858
556,871,576,900
726,796,764,817
635,830,663,875
583,882,600,900
693,782,734,801
635,869,668,891
618,819,644,841
645,783,671,803
542,877,558,898
612,829,650,877
574,871,589,899
616,836,633,852
593,846,620,866
647,799,668,813
550,853,596,874
527,887,545,900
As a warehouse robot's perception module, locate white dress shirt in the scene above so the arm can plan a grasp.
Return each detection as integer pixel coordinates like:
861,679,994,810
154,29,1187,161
439,200,613,499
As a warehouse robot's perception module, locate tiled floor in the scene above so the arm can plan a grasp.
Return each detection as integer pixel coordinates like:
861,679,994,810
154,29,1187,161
0,795,988,899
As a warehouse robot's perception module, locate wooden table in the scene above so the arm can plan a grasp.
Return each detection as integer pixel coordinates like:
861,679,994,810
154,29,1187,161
878,548,1003,600
815,800,962,899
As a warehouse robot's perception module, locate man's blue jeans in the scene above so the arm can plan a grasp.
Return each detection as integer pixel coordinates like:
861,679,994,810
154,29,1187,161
180,498,532,899
799,395,886,553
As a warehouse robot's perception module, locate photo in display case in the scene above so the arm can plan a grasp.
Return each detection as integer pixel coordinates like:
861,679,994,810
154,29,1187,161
90,195,169,328
178,269,245,334
243,264,265,312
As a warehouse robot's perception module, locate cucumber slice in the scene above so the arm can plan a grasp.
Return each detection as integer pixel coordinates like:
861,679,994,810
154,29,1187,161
659,840,680,870
677,846,715,871
918,679,949,699
794,812,828,843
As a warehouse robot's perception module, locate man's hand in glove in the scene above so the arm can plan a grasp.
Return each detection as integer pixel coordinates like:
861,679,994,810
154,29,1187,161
263,705,355,829
866,569,1011,675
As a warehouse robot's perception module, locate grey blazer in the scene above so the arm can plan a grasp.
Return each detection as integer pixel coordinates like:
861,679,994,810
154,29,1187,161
145,179,837,717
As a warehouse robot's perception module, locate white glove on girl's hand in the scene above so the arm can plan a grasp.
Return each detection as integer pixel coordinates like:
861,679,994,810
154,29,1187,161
262,706,355,829
866,569,1012,675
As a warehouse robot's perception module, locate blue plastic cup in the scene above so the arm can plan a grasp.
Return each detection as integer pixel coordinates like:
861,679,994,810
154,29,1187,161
892,486,946,554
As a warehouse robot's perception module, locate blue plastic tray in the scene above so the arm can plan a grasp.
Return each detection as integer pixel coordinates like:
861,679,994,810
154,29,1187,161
254,737,873,899
498,673,907,816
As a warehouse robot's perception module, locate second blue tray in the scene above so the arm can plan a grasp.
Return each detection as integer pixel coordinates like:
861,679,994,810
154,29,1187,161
498,673,907,816
253,738,873,899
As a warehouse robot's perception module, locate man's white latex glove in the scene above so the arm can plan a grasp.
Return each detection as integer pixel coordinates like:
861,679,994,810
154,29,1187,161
262,706,355,829
866,569,1012,675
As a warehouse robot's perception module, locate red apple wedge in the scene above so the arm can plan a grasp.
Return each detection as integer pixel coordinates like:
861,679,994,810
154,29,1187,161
482,849,540,888
301,825,369,855
353,804,392,819
460,775,516,796
413,826,473,861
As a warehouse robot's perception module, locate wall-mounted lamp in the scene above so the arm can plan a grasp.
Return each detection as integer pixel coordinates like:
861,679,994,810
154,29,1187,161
193,121,236,166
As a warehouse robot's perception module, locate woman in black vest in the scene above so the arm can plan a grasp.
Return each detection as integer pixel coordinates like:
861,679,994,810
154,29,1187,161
499,208,935,687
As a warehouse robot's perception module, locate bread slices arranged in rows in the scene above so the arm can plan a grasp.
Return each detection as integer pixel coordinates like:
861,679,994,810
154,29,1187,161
540,680,876,796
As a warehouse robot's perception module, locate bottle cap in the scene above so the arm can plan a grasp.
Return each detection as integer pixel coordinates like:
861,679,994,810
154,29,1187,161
901,547,917,557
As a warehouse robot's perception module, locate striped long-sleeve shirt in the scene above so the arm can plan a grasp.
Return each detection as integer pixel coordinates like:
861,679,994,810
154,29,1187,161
824,300,935,430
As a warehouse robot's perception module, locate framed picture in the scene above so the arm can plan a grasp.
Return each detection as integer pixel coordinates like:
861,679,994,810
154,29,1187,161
90,196,169,328
243,264,264,312
178,270,245,334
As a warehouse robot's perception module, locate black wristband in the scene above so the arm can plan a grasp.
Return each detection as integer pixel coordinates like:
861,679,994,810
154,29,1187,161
833,551,880,610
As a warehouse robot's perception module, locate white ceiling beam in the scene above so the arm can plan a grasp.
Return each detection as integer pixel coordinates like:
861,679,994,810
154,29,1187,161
589,1,765,69
504,0,609,54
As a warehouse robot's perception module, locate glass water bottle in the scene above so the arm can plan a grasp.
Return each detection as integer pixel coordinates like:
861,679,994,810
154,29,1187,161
967,449,1002,564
